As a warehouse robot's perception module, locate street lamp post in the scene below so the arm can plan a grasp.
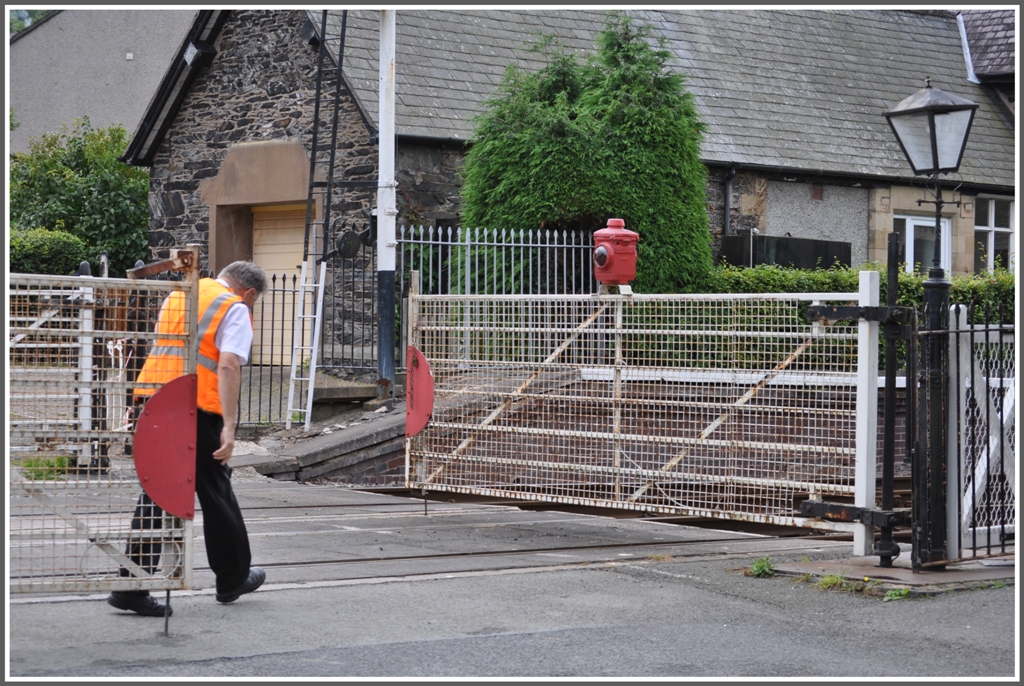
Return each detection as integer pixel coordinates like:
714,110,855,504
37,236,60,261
883,79,978,570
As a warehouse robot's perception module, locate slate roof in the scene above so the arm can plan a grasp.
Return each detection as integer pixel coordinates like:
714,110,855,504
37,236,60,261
322,9,1014,189
961,9,1016,78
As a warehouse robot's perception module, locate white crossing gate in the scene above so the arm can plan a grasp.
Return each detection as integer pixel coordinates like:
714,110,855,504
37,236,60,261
9,257,198,595
407,274,880,544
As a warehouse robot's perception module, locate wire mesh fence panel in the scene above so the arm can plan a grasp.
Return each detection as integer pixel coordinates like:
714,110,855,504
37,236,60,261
408,292,864,527
9,272,195,594
949,303,1015,558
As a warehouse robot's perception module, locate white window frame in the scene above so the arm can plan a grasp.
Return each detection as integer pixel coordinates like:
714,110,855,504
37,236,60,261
974,196,1015,273
894,214,952,274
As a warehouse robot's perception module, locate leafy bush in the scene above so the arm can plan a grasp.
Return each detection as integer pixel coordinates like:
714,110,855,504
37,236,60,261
10,227,89,276
9,117,149,277
460,13,713,293
693,263,1014,319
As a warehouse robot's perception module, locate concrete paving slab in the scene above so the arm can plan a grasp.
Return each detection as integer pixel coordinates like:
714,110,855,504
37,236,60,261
774,550,1016,593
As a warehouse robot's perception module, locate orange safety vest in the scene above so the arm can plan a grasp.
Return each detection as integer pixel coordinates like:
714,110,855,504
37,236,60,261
135,278,244,415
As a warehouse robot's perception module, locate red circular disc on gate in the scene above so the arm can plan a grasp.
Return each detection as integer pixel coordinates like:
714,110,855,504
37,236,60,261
406,347,434,438
133,374,198,519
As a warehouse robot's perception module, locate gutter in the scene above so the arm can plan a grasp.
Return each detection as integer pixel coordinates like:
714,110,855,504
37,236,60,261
396,133,469,149
702,160,1013,197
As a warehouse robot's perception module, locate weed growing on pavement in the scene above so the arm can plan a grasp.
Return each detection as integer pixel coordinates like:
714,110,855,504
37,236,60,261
883,588,911,602
817,572,852,591
647,553,674,562
796,572,813,583
748,556,776,577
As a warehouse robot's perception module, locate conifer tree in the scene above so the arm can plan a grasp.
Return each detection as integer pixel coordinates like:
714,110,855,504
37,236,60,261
461,14,713,292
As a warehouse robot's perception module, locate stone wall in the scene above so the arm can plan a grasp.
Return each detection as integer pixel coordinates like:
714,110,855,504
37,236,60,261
705,167,768,247
147,9,377,266
396,143,464,229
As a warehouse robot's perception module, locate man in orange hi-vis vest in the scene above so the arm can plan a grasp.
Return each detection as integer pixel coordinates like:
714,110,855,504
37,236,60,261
108,261,269,617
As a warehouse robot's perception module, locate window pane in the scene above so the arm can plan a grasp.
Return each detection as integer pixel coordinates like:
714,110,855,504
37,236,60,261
974,230,990,273
975,198,989,227
994,200,1011,228
913,224,936,273
994,232,1010,270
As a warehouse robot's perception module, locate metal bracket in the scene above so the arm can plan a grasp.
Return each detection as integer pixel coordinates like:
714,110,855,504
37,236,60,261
800,500,911,528
126,249,196,280
805,305,915,325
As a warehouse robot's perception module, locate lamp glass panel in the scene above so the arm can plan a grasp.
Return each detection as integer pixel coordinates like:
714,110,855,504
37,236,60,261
934,109,973,169
889,112,934,172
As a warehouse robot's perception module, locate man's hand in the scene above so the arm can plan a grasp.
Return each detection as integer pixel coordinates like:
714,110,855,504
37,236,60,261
213,425,236,463
213,351,242,463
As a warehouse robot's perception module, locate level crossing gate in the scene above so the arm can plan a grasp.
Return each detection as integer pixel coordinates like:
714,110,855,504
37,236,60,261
9,252,199,595
406,275,881,539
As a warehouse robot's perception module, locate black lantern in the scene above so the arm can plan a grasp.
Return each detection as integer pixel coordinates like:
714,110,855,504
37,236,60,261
884,78,978,176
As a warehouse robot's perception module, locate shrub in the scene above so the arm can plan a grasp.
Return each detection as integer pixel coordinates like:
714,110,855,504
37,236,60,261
460,13,713,293
693,263,1014,319
10,227,90,276
9,117,149,277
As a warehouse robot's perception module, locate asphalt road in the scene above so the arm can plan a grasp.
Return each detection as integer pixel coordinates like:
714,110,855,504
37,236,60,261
8,547,1016,678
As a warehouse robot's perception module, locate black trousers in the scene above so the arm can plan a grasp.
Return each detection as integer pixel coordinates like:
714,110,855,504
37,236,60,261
121,409,252,595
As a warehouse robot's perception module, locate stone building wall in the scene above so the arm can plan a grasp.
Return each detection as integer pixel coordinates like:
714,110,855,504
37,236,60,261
146,9,377,265
705,167,771,250
396,143,464,229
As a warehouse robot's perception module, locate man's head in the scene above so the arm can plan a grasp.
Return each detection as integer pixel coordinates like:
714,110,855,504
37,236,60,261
218,261,268,310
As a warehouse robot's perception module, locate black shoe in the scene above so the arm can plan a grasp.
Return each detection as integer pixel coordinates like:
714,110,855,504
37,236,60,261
215,566,266,604
107,591,171,617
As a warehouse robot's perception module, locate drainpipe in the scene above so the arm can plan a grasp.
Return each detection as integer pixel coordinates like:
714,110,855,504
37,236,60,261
723,165,738,236
377,10,397,401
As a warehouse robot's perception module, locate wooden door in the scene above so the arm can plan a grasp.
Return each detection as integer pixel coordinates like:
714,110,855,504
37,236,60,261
251,204,309,366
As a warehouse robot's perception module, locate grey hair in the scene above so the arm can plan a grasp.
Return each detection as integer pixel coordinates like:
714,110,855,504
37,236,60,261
218,261,268,294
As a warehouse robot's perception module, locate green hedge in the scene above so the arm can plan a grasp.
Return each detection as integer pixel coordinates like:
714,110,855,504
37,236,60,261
10,227,90,276
691,263,1014,320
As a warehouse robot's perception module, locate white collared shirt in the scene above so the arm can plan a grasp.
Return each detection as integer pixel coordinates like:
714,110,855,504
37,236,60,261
214,278,253,364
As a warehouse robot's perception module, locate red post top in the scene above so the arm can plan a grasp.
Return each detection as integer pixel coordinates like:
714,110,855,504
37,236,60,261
593,218,639,286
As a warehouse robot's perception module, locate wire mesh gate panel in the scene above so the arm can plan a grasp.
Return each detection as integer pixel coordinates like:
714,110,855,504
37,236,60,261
9,273,196,594
948,304,1015,559
407,291,870,528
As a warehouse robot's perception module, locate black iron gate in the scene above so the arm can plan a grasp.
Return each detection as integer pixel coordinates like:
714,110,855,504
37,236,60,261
801,233,1014,571
912,275,1014,569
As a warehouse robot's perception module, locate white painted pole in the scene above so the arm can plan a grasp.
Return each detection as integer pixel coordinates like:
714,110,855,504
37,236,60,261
377,9,397,397
947,305,968,560
854,270,880,556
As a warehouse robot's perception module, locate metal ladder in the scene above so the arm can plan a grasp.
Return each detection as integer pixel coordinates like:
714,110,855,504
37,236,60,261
286,259,327,430
286,10,348,431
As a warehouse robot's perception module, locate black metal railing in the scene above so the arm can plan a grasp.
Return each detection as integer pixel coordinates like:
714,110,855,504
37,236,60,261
238,227,596,424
